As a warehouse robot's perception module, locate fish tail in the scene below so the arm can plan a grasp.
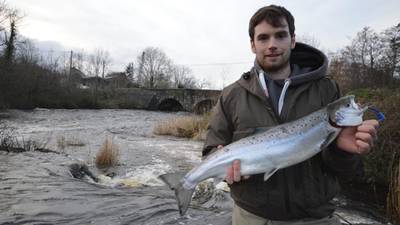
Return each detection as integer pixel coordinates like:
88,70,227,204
159,172,195,216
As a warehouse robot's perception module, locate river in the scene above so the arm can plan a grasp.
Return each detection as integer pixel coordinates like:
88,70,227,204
0,109,388,225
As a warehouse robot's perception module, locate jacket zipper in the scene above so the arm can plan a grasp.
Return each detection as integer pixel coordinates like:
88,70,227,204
278,78,291,116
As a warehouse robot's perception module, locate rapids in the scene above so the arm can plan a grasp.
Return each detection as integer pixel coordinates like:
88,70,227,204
0,109,387,224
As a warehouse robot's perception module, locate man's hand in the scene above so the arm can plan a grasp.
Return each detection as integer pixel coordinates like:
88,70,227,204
336,119,379,155
217,145,250,184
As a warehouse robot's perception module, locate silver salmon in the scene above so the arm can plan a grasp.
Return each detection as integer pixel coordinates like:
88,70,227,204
159,95,367,215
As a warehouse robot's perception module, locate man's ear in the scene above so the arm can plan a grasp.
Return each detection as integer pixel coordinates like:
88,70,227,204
291,35,296,49
251,40,256,53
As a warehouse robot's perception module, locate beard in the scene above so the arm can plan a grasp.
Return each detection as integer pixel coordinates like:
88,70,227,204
263,61,290,73
259,49,292,73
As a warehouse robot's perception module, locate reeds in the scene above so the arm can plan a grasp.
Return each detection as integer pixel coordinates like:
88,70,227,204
0,123,48,152
153,113,209,140
387,151,400,224
95,136,120,168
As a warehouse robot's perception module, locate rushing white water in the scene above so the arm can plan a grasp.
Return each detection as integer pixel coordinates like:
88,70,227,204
0,109,388,225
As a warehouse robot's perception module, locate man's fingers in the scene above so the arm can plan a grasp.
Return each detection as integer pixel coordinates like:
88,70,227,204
356,139,371,154
357,124,377,136
225,160,246,184
362,119,380,129
358,120,379,136
217,145,224,149
226,164,233,184
355,132,373,147
233,160,241,182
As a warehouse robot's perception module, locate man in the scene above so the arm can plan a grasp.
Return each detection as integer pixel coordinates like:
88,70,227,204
203,5,379,225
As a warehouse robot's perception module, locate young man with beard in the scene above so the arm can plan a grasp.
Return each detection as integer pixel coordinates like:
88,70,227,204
203,5,379,225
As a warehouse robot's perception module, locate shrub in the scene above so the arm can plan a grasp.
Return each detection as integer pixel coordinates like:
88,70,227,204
95,136,120,169
153,113,209,140
387,151,400,224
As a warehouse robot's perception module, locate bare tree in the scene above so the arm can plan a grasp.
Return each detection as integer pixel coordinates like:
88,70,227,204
197,78,211,89
136,47,172,88
2,7,23,65
343,27,383,72
87,48,111,77
100,50,111,78
171,65,197,88
71,50,85,72
125,62,135,81
329,25,400,91
126,47,206,89
0,0,8,44
381,23,400,78
16,38,39,64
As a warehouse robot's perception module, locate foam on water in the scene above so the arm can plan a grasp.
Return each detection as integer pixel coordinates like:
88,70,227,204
124,157,172,186
95,156,173,188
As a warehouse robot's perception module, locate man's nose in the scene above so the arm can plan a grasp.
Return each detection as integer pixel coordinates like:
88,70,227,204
267,38,278,51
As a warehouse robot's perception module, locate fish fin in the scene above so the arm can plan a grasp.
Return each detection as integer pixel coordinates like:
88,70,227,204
159,172,186,189
175,183,195,216
263,168,279,181
159,173,195,216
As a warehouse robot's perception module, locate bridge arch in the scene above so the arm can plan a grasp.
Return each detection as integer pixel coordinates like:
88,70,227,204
193,99,214,114
119,88,221,113
157,98,184,112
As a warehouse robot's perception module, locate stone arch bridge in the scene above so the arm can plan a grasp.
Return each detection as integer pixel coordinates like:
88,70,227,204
115,88,221,114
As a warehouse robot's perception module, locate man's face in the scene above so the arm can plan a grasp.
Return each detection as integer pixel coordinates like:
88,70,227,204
251,19,295,72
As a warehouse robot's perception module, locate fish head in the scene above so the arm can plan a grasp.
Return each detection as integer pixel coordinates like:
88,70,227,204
327,95,367,126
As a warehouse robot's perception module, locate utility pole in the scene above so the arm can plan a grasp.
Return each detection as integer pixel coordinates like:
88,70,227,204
138,51,145,87
102,60,105,79
69,50,73,80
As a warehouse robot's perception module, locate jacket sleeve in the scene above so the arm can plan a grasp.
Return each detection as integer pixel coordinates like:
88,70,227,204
321,79,362,179
202,95,234,158
322,141,362,179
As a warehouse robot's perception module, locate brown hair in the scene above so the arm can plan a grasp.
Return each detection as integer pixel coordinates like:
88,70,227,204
249,5,295,41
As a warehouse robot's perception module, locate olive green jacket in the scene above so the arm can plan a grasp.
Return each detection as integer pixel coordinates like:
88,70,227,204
203,43,361,220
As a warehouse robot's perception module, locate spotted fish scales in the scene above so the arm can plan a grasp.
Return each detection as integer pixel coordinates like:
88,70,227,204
159,95,367,216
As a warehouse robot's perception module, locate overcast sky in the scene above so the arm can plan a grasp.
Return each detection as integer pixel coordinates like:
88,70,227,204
9,0,400,89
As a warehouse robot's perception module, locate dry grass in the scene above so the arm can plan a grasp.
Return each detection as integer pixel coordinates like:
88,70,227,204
350,88,400,224
1,123,48,152
95,136,120,169
387,151,400,224
56,136,66,151
66,137,85,146
153,113,210,140
57,136,85,152
0,122,17,148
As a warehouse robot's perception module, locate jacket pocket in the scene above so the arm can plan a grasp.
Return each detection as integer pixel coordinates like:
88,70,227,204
232,128,256,142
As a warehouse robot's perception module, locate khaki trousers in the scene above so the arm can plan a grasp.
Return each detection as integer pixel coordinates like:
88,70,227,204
232,204,341,225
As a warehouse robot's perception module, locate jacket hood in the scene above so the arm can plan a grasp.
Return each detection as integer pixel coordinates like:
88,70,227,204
288,42,328,86
236,42,329,115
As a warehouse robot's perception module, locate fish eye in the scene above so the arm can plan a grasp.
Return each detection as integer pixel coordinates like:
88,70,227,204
346,103,350,107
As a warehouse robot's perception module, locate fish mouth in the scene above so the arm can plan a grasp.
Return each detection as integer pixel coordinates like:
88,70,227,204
334,101,368,127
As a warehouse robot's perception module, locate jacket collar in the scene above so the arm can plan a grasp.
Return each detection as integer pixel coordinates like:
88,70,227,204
236,69,268,103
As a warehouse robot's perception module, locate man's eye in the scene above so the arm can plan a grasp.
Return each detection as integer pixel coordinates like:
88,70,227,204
257,35,269,41
276,32,288,39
